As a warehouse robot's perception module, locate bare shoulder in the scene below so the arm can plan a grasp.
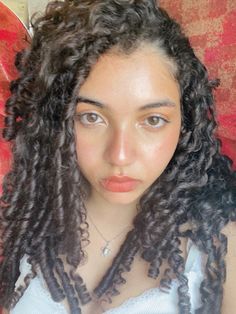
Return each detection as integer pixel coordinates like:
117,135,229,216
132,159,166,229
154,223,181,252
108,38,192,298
221,221,236,314
221,221,236,259
222,220,236,236
2,309,9,314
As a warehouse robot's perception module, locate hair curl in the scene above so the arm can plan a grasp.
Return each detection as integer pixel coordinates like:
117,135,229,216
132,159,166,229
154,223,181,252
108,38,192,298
1,1,236,313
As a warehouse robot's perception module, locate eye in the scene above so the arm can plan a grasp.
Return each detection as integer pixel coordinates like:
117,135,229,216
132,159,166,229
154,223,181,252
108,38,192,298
143,115,169,128
75,112,105,126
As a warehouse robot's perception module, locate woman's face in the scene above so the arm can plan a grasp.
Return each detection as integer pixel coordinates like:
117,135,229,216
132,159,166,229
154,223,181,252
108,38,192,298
74,46,181,206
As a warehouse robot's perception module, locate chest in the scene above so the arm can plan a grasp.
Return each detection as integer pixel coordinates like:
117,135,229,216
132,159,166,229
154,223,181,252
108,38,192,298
64,236,188,314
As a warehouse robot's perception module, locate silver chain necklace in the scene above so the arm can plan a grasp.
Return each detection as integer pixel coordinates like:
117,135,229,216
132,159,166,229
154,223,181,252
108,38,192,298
87,213,132,257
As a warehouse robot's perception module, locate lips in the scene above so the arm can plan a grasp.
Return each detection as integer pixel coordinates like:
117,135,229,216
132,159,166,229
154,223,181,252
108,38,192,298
100,176,141,192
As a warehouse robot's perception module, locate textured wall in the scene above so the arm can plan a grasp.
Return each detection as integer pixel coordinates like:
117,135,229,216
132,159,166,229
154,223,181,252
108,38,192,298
0,2,30,194
160,0,236,165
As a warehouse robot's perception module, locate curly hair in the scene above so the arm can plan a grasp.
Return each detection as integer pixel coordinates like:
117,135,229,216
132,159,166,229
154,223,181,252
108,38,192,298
0,0,236,313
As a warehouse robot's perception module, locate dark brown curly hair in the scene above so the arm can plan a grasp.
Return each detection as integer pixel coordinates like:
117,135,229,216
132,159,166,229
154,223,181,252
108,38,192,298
0,1,236,313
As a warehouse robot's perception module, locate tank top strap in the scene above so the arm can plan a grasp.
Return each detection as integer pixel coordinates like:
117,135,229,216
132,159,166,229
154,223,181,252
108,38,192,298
184,238,205,274
14,255,32,289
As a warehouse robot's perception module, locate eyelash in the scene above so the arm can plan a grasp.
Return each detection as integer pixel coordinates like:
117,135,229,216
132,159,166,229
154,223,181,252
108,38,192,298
75,112,169,129
142,115,169,128
75,112,105,126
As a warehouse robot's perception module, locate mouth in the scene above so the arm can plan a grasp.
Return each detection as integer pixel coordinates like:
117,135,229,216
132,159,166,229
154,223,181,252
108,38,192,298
100,176,141,193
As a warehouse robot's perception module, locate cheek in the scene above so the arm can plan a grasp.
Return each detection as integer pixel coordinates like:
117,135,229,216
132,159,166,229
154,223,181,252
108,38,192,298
146,128,180,168
75,134,100,172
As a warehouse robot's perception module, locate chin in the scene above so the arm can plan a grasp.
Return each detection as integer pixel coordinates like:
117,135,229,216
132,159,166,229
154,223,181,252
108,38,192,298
100,191,142,206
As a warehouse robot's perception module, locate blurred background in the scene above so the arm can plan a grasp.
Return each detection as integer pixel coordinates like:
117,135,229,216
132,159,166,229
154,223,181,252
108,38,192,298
1,0,49,28
0,0,236,195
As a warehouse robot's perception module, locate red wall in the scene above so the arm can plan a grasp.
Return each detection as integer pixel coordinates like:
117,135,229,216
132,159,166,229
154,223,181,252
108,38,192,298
0,2,29,194
160,0,236,166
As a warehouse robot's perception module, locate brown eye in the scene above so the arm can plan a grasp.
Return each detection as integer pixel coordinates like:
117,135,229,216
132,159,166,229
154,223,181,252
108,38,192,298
143,115,169,128
76,112,104,125
147,116,161,125
86,113,99,123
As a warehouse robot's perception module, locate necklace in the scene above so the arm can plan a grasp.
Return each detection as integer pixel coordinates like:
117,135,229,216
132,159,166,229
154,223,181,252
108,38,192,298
87,213,132,257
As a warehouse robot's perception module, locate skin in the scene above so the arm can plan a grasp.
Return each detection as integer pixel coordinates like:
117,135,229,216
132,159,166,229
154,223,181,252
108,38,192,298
74,45,181,234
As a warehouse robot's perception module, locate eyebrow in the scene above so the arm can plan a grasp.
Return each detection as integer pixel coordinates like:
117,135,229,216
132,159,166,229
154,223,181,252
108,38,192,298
76,96,176,110
76,96,104,108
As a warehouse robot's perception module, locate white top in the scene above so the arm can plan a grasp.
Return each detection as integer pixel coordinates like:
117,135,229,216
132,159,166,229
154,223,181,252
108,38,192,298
10,239,205,314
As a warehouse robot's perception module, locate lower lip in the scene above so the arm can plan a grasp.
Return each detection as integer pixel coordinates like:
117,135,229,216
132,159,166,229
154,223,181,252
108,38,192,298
100,179,140,192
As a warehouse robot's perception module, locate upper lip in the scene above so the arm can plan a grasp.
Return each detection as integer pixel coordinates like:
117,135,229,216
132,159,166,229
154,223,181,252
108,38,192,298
102,176,140,182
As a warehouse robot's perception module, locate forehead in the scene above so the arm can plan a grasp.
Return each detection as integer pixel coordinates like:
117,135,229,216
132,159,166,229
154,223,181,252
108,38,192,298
78,45,180,112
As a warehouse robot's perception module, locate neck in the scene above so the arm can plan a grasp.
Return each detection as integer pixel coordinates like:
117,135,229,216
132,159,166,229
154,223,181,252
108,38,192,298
84,194,138,238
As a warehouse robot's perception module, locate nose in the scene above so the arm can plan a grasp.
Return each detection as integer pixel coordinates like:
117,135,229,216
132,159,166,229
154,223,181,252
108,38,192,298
104,127,136,167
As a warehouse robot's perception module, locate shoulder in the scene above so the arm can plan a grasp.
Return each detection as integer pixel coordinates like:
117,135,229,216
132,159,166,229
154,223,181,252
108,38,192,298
221,221,236,256
222,220,236,234
221,221,236,265
221,221,236,314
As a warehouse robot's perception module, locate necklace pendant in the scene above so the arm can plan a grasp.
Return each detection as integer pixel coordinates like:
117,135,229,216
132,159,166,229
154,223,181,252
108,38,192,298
101,243,111,257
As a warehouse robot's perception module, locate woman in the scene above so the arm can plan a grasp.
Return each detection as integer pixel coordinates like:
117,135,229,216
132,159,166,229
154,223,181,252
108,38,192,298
0,1,235,313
